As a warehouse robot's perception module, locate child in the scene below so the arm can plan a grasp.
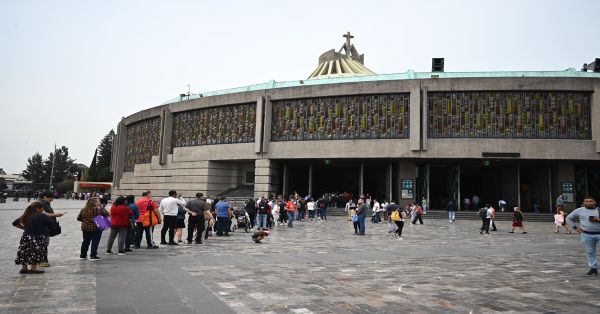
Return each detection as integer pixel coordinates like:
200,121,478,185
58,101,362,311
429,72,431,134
252,230,270,243
554,207,572,234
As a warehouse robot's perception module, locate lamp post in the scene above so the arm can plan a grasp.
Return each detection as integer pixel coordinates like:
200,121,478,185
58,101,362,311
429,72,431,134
48,144,56,190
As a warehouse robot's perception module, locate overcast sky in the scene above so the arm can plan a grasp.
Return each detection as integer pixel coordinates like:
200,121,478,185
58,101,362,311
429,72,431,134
1,0,599,174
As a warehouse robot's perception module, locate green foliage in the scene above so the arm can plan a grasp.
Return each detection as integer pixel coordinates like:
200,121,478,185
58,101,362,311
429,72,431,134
89,130,114,182
55,179,74,194
44,146,78,186
22,153,47,183
87,149,98,182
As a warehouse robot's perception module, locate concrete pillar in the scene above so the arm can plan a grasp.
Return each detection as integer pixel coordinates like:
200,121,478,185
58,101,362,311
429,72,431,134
262,96,272,153
556,163,576,212
359,163,364,194
457,165,461,210
421,86,428,151
254,159,279,199
159,108,173,165
112,120,127,188
517,165,521,209
548,165,553,213
282,162,288,198
409,85,421,151
386,163,392,201
397,160,417,208
593,85,600,152
254,96,265,154
308,162,313,195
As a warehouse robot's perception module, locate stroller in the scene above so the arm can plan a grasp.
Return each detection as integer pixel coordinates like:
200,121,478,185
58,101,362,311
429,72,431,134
232,207,251,233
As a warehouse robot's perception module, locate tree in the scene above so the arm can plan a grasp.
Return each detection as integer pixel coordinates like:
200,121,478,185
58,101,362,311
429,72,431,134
0,168,6,175
94,130,114,182
22,153,47,184
44,146,77,187
87,149,98,182
55,179,75,194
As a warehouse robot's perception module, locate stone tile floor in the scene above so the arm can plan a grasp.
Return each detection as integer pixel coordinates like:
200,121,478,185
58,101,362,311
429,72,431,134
1,199,599,313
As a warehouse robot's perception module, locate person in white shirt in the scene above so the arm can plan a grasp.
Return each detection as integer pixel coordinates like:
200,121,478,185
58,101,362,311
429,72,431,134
159,190,186,245
307,200,316,221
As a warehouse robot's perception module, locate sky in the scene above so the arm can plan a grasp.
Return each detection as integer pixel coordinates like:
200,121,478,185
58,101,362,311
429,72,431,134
1,0,599,174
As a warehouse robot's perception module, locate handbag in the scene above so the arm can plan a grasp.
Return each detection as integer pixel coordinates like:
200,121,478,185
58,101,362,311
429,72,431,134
352,213,358,223
93,208,111,231
48,221,61,237
142,203,160,227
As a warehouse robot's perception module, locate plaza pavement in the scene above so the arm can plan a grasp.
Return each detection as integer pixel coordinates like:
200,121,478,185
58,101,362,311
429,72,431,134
1,199,599,313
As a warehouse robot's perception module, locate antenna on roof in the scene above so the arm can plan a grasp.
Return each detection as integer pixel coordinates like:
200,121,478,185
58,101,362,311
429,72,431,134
180,84,191,101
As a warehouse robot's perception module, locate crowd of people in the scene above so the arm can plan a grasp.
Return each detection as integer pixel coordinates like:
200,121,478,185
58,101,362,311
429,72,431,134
10,189,600,276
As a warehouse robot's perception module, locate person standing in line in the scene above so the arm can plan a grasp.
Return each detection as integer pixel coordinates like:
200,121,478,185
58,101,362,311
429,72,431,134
244,198,257,230
105,196,133,255
77,197,108,260
124,195,139,252
174,203,186,243
13,202,64,273
554,207,572,234
566,196,600,276
509,207,527,234
355,199,367,235
159,190,187,245
447,199,457,222
186,193,206,244
215,197,232,236
134,191,160,249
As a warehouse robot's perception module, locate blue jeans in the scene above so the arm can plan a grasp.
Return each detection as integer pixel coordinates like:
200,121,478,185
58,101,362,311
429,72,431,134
257,214,268,229
287,212,294,227
581,233,600,269
216,217,230,235
448,211,456,221
358,215,366,234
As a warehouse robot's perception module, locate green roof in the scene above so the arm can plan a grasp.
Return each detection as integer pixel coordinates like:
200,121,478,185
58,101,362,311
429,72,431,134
163,69,600,105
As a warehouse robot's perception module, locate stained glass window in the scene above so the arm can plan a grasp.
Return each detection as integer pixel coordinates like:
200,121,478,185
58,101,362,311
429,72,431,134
172,103,256,147
271,94,410,141
124,117,161,172
427,91,591,139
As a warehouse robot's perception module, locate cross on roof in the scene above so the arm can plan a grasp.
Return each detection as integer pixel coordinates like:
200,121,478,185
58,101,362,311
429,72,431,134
343,32,354,54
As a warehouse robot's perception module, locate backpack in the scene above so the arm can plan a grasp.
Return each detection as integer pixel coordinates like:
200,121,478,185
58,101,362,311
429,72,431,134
416,206,423,215
478,207,487,218
390,211,401,222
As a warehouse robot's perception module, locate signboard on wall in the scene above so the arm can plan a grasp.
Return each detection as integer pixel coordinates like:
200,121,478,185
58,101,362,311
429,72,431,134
401,179,414,199
561,182,574,203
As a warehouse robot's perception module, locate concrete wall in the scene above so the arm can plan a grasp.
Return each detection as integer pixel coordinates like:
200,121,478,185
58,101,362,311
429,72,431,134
114,76,600,197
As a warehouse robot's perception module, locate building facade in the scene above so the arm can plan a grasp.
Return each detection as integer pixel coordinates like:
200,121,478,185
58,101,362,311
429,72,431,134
112,38,600,212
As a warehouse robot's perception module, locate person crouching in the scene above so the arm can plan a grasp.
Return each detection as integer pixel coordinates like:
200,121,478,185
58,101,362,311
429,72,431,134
252,230,270,243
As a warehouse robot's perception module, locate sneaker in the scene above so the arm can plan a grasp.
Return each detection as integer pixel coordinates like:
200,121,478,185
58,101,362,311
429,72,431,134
105,251,114,255
194,241,202,244
586,268,598,276
168,242,178,245
118,251,126,256
146,245,159,249
89,256,101,261
19,269,28,274
509,231,514,233
398,236,404,240
187,241,192,245
79,256,87,261
160,241,168,245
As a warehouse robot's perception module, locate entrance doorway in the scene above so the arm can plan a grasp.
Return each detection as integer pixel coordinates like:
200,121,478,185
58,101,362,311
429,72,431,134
311,161,359,198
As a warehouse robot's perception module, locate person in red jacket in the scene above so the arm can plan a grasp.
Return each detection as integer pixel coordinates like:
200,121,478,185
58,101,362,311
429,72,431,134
106,196,133,255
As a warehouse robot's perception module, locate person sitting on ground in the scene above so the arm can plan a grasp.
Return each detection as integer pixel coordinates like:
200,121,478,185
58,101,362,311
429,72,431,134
252,229,270,243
